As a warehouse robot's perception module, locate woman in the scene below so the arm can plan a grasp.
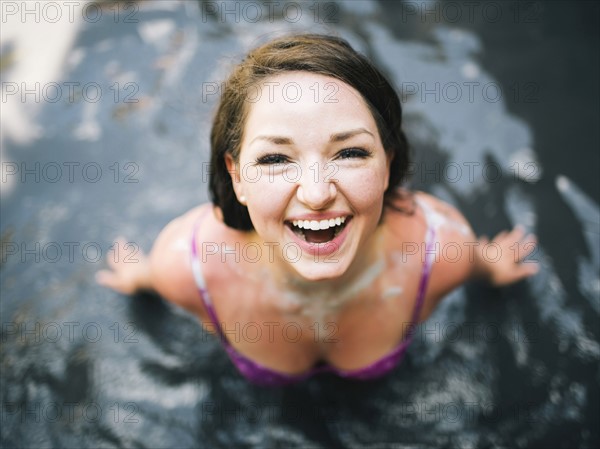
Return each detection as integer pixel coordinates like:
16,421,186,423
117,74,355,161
96,34,538,386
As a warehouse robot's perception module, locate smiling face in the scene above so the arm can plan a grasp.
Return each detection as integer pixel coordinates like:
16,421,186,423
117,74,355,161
226,72,391,282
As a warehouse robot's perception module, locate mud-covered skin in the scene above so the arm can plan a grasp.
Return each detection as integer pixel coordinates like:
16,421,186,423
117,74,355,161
1,2,597,448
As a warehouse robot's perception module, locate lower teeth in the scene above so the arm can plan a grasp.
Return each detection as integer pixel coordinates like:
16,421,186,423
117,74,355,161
333,224,344,237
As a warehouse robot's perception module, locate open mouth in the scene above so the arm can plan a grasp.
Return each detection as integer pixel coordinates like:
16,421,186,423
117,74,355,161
285,216,351,244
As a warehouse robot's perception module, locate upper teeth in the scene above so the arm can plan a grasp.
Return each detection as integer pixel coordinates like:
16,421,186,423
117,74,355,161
291,216,346,230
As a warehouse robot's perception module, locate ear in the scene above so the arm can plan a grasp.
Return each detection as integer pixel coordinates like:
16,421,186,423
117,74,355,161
225,153,238,181
225,153,244,200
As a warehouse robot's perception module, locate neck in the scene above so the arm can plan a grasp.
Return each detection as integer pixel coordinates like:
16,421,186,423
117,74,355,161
261,226,387,320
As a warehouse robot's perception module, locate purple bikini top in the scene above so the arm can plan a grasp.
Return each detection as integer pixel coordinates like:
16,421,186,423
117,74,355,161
190,203,436,387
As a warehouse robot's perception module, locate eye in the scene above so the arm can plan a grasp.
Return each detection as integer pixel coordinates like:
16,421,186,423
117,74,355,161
336,148,372,159
256,153,289,165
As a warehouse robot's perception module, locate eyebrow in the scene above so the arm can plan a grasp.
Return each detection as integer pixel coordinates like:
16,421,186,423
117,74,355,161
249,128,374,146
329,128,374,142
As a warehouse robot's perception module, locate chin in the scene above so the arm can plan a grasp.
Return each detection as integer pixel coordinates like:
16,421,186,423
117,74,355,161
290,257,353,282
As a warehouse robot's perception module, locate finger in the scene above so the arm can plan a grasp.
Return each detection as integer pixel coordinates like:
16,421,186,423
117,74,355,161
494,230,508,241
496,264,538,286
95,270,117,287
517,262,540,278
499,228,524,248
96,271,134,294
107,237,130,265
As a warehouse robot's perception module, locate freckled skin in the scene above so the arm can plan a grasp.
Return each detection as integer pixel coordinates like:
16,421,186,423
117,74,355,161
227,72,390,284
96,73,540,374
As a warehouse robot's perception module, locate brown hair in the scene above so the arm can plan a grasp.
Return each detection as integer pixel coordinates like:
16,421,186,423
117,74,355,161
209,33,412,230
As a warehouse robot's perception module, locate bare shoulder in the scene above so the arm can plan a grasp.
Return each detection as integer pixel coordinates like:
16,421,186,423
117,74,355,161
414,191,476,242
384,188,475,255
148,203,214,319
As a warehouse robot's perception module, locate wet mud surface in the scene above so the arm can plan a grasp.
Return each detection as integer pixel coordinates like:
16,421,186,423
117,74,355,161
1,1,598,447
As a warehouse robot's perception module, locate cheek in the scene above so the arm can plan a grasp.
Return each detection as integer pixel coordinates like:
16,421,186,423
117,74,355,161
244,171,294,227
336,164,388,211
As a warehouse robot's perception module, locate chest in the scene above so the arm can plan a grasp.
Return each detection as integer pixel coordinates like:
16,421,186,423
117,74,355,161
201,245,428,373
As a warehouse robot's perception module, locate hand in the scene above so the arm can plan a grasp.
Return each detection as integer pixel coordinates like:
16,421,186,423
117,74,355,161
95,237,151,295
478,225,539,287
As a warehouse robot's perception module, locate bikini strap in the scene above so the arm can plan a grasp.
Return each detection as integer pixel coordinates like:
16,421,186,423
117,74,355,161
409,197,437,326
190,207,228,342
190,212,208,291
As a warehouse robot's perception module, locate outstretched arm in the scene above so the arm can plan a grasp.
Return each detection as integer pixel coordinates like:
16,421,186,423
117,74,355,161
416,192,540,310
95,206,210,318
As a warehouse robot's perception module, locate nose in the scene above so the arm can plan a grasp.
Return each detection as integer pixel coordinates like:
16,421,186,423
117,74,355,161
296,166,337,210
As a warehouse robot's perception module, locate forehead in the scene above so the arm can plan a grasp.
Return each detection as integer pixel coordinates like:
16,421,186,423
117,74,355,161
242,72,378,139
